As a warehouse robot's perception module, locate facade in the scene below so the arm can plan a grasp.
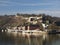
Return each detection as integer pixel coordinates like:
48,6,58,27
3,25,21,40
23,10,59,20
24,16,43,30
24,16,42,24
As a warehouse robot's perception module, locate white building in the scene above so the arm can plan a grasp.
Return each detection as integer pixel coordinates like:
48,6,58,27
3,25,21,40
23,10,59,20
24,16,42,24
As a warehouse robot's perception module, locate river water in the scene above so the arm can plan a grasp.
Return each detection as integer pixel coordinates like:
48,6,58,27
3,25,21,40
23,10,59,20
0,32,60,45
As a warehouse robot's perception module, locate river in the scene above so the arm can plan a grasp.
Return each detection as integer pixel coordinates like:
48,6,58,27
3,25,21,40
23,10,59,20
0,32,60,45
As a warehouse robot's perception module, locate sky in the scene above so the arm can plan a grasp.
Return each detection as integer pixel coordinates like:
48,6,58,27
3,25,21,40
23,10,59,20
0,0,60,17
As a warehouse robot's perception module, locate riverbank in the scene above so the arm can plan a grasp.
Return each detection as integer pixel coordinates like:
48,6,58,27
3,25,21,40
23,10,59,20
1,29,47,36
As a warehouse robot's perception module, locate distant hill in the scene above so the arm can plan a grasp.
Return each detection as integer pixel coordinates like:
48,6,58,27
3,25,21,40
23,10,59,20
0,13,60,30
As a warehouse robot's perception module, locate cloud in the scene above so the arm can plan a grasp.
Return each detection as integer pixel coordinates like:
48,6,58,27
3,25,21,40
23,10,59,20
0,0,55,6
0,1,13,6
19,3,53,6
0,10,60,17
35,10,60,17
19,10,60,17
0,0,60,17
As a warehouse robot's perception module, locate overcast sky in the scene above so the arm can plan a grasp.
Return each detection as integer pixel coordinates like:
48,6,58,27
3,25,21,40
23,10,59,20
0,0,60,17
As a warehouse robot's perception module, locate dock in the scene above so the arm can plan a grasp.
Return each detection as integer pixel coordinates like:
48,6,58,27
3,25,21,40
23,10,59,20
7,29,47,35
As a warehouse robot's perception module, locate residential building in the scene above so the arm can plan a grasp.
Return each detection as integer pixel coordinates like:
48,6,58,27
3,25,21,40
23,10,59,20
24,16,43,30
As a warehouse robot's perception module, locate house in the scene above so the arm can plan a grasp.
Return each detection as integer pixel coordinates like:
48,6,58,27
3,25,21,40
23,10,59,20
23,16,43,30
24,16,42,24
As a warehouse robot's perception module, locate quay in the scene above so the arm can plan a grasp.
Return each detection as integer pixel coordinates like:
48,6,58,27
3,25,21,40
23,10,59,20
7,29,47,35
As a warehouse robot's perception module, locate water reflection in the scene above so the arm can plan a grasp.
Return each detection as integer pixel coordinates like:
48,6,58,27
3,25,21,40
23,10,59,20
0,32,60,45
